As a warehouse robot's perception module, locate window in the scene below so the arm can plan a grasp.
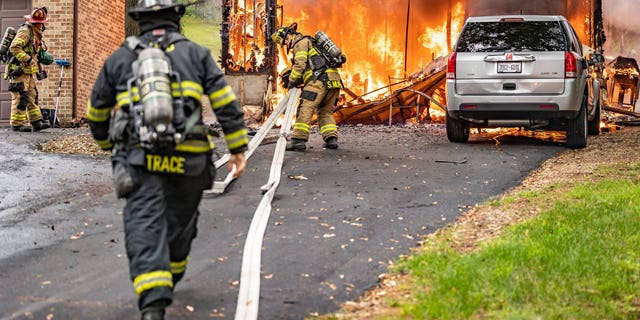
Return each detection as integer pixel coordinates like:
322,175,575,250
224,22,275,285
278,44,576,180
455,21,567,53
562,21,583,56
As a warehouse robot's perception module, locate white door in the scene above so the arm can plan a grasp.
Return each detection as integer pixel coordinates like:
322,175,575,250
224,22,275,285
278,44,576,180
0,0,31,124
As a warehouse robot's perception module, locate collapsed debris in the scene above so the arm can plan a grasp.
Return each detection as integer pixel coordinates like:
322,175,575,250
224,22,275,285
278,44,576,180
601,56,640,126
334,56,448,125
605,56,640,107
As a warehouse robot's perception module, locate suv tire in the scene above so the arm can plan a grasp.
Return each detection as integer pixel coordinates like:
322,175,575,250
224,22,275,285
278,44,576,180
587,98,601,136
566,97,588,148
446,112,470,143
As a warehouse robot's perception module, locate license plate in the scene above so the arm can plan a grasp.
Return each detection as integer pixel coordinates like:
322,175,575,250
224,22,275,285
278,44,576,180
497,61,522,73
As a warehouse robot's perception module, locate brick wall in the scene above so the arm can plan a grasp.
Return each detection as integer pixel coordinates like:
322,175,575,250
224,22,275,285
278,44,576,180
75,0,124,122
33,0,74,124
31,0,124,126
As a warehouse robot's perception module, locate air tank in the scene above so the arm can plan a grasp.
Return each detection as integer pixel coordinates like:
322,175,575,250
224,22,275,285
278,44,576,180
0,27,17,59
314,30,343,60
137,47,173,133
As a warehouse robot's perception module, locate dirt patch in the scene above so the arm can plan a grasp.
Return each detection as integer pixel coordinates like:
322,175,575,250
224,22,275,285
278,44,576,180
38,133,110,156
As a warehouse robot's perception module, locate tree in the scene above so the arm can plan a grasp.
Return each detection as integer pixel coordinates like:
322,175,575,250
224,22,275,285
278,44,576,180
125,0,140,36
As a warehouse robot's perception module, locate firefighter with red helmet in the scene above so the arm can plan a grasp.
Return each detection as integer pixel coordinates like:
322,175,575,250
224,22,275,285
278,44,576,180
4,6,51,132
87,0,248,319
271,23,342,151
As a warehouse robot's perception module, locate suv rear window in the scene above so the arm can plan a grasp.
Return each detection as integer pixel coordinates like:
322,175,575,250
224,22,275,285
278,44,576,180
456,21,567,53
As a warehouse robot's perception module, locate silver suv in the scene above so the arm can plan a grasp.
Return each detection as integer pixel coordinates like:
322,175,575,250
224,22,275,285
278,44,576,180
446,15,604,148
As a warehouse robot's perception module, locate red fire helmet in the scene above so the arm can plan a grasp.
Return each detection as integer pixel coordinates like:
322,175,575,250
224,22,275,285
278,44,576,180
24,7,48,24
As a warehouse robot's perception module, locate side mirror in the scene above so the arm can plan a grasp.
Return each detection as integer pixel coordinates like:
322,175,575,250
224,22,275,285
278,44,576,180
587,53,605,66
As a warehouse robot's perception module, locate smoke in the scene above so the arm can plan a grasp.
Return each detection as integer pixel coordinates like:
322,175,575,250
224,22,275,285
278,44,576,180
603,0,640,32
467,0,565,16
603,0,640,59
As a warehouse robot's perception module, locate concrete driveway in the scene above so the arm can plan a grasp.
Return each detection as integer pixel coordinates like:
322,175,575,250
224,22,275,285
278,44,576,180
0,125,563,319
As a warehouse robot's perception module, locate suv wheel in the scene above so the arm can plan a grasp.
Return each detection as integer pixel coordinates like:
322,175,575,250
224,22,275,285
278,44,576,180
446,112,470,143
587,98,601,135
566,98,588,148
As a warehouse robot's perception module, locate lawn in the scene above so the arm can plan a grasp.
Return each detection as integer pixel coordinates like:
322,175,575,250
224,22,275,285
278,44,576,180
397,176,640,319
181,14,221,58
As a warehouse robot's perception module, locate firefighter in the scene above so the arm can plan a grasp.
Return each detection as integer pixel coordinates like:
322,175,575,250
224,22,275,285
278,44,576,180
5,7,51,132
87,1,248,319
271,23,342,151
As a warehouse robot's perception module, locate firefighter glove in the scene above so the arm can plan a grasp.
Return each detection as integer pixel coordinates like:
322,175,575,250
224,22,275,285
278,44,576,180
280,67,291,89
109,108,130,143
113,161,135,199
287,78,302,89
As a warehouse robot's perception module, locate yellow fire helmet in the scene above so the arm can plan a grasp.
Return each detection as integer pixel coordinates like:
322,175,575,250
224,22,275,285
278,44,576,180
270,23,297,46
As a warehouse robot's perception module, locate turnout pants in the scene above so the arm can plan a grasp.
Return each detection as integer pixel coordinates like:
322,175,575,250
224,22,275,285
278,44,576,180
123,158,214,310
9,73,43,127
292,79,340,141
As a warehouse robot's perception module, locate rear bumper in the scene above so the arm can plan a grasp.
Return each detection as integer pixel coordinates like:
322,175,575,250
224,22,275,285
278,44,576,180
446,81,582,121
448,104,580,120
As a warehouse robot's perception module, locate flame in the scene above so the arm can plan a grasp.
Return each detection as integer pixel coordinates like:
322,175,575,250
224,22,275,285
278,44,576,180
226,0,598,89
279,0,466,98
609,67,640,77
418,1,464,58
225,0,268,72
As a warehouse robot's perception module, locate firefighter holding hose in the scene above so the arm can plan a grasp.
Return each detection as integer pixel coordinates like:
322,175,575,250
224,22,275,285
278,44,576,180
271,22,345,151
87,0,248,318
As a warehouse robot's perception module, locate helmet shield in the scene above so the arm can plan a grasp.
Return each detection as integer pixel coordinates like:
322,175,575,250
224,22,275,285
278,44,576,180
271,27,291,46
128,0,186,20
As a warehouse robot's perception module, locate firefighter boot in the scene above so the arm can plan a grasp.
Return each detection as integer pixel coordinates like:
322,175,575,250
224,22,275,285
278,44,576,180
11,126,33,132
141,301,166,320
286,138,307,151
31,119,50,132
323,137,338,149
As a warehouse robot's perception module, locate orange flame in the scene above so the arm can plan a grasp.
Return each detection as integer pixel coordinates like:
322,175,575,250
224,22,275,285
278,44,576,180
279,0,466,98
418,1,465,58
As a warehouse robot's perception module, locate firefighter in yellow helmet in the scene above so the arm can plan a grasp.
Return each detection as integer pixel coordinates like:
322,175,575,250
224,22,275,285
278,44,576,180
271,23,342,150
5,7,52,132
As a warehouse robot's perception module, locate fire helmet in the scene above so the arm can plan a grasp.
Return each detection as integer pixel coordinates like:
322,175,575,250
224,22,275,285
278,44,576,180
128,0,186,20
24,7,48,24
271,23,297,46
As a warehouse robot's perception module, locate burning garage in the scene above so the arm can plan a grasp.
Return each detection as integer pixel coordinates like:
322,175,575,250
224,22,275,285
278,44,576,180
219,0,606,126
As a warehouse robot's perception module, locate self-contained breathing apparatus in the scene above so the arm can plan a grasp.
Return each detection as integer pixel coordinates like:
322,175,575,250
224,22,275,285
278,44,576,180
122,36,189,152
0,27,17,63
313,30,346,69
111,36,192,198
306,30,347,82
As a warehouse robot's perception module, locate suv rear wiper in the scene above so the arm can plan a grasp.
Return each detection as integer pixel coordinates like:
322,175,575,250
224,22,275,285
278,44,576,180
484,54,536,62
484,45,511,52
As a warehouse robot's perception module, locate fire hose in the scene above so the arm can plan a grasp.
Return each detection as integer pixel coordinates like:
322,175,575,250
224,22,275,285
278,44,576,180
202,88,302,319
234,88,300,320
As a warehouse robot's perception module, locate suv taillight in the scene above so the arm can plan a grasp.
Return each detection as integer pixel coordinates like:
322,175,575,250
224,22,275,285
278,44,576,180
447,52,457,79
565,51,577,78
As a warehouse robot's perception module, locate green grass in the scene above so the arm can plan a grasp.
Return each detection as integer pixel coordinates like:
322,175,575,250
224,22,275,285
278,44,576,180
393,177,640,319
181,14,221,57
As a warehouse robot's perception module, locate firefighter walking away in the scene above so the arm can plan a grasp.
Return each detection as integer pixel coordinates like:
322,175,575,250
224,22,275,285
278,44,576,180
87,0,249,319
